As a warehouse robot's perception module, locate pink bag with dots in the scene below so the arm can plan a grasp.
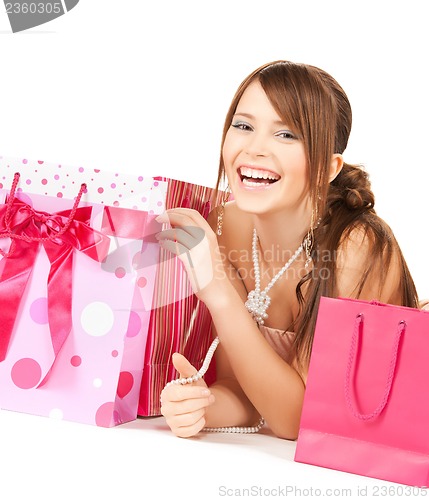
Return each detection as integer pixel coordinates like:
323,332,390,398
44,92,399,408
0,156,167,427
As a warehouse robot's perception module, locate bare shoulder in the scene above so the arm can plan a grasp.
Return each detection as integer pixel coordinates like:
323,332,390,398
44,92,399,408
336,221,396,265
335,222,402,303
336,224,370,261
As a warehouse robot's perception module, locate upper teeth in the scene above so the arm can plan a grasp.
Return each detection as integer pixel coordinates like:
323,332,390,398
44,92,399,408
240,167,279,181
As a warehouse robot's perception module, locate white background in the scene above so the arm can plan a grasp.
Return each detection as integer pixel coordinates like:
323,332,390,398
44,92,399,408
1,0,428,297
1,1,428,498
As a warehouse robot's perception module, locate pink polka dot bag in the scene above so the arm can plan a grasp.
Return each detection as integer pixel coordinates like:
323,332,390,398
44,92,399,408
0,156,167,427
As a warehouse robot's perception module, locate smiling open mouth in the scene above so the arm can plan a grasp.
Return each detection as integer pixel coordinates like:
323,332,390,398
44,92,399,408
238,166,280,186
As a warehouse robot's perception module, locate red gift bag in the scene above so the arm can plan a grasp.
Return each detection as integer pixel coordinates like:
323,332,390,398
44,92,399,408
295,297,429,486
137,177,224,416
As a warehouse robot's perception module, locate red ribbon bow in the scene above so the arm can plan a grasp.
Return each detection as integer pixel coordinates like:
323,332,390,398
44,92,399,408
0,192,111,377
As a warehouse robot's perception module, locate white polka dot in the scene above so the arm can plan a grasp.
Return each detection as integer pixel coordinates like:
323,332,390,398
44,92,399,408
49,408,64,420
93,378,103,388
81,302,114,337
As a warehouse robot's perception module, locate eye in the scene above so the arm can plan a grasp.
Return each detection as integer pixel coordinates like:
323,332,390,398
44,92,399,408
275,130,297,141
231,121,253,132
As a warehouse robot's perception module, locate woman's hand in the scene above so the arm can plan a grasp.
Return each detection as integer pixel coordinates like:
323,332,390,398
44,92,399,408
160,353,215,438
155,208,227,302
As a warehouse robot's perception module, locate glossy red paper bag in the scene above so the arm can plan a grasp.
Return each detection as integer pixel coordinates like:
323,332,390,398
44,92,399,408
138,177,224,416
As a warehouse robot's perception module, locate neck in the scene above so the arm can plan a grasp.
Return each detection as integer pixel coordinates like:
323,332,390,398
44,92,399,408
252,206,311,263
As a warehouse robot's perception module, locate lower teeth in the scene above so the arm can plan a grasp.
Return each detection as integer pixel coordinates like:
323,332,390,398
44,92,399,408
242,178,272,186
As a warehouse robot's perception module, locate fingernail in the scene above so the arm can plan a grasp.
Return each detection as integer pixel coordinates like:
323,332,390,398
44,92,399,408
208,394,216,404
155,213,168,223
201,388,210,396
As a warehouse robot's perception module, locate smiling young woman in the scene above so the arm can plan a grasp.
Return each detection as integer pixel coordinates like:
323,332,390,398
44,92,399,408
222,80,310,217
156,60,418,439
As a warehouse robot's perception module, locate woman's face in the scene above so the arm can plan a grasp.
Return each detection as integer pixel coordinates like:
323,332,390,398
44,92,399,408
222,80,309,216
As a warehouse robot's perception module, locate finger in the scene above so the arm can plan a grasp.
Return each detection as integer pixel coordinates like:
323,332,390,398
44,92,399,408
157,219,208,243
182,225,206,241
160,385,211,404
172,416,206,438
161,393,215,417
157,209,212,232
161,392,215,417
157,238,189,259
172,352,199,379
169,408,206,429
161,225,206,242
156,228,201,248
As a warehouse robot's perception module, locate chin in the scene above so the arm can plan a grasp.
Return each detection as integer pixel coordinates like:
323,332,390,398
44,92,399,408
232,195,278,216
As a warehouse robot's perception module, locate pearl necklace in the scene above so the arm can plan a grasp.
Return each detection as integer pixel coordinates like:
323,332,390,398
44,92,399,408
161,229,304,433
162,337,265,434
245,228,303,325
163,337,220,390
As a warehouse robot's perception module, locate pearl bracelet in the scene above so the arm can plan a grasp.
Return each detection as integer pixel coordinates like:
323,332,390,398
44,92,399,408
202,416,265,434
161,337,265,434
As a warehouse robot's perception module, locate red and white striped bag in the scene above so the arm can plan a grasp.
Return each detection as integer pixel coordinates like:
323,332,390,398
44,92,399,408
137,178,224,416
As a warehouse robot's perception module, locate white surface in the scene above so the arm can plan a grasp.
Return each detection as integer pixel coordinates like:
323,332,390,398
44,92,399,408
0,409,397,500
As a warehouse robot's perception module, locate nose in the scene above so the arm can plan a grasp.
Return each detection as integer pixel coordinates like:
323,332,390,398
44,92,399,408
244,131,269,158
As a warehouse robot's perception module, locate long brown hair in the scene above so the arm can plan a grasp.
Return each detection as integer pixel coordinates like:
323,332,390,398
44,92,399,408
215,60,418,364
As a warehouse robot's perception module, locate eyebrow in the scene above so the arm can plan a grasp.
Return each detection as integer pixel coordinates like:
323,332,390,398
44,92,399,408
233,112,288,127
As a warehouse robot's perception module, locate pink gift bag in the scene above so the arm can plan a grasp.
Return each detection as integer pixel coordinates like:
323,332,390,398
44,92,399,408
0,157,167,427
137,177,224,416
295,296,429,486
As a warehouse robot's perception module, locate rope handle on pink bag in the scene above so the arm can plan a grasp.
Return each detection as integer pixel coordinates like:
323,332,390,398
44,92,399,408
344,313,406,421
0,172,87,257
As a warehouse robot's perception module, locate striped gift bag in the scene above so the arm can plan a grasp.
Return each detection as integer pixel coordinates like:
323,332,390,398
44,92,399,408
137,178,224,416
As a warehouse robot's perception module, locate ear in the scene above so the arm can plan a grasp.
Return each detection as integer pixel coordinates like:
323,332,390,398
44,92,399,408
329,154,343,183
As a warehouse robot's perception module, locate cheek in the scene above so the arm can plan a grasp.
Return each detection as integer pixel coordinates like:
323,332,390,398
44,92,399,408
291,157,308,181
290,166,309,192
278,149,309,189
280,147,306,170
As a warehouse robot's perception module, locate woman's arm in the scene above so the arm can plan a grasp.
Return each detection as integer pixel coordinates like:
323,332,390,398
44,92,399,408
158,210,408,439
202,258,262,429
185,217,401,439
157,208,306,439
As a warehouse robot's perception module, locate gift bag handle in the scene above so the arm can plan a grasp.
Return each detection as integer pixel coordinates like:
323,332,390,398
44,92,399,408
1,172,87,257
344,313,406,421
